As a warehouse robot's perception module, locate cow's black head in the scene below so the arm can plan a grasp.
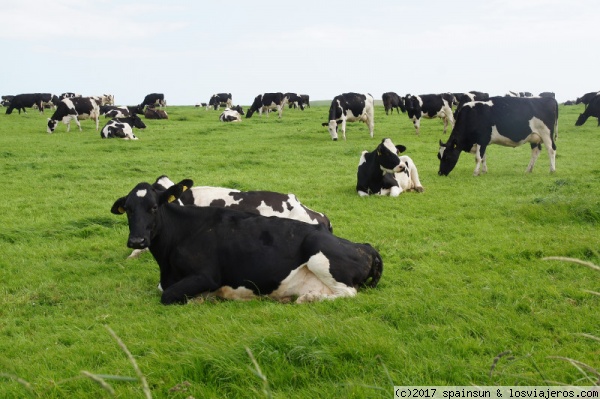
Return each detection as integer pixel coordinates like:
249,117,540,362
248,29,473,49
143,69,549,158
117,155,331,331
47,118,58,133
111,180,192,249
376,138,406,173
130,114,147,129
437,139,460,176
575,113,588,126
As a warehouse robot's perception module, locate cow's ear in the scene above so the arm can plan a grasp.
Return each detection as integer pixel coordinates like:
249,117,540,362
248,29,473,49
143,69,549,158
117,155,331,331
396,145,407,154
177,179,194,191
111,197,127,215
160,184,184,205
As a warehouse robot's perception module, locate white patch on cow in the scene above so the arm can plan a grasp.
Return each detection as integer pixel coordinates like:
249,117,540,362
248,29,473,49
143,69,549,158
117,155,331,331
393,155,424,193
358,150,368,166
156,176,176,189
381,138,398,155
136,189,147,198
189,186,242,207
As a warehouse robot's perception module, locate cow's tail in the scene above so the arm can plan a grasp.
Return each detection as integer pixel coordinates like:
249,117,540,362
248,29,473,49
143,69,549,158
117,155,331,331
365,247,383,288
553,99,559,143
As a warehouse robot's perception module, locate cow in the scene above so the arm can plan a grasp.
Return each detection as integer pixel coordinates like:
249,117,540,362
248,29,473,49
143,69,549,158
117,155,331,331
454,91,490,117
59,92,80,100
356,138,424,197
219,107,243,122
111,180,382,305
284,93,305,110
575,91,600,109
140,93,166,108
0,95,14,107
575,94,600,126
6,93,53,114
403,94,455,135
127,175,334,259
321,93,374,141
438,96,558,176
100,105,130,118
144,106,169,119
101,94,115,105
100,114,146,139
382,92,405,115
300,94,310,108
208,93,232,110
47,97,100,133
246,92,288,119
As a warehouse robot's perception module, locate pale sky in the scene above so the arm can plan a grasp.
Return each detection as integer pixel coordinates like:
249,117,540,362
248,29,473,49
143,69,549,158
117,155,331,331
0,0,596,105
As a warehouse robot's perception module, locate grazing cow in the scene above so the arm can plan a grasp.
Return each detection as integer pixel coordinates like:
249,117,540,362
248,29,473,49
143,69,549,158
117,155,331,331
246,92,288,118
47,97,100,133
438,96,558,176
208,93,232,110
321,93,375,141
575,91,600,109
300,94,310,108
219,107,243,122
127,175,334,259
382,92,405,115
285,93,305,110
356,138,424,197
100,114,146,139
111,180,382,304
144,106,169,119
403,94,455,135
5,93,53,114
140,93,166,108
575,94,600,126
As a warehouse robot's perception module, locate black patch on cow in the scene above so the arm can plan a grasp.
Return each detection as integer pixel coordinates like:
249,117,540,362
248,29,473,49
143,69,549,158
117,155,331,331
230,192,286,213
209,199,227,207
259,231,274,246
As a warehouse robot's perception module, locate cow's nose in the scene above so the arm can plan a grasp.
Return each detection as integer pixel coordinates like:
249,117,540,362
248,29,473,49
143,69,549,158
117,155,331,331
127,237,147,249
332,138,338,141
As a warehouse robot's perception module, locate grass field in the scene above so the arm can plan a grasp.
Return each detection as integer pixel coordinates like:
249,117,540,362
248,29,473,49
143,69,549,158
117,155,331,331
0,101,598,398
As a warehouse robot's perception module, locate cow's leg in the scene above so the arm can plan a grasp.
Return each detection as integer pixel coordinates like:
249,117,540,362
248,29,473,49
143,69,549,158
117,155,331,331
75,117,82,132
526,143,542,173
296,252,357,303
277,105,282,119
408,161,424,192
541,136,557,173
161,275,217,305
473,145,486,176
413,117,420,135
367,116,374,138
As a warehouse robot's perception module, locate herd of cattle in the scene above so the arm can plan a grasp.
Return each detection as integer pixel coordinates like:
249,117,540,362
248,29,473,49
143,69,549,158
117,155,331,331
3,88,597,304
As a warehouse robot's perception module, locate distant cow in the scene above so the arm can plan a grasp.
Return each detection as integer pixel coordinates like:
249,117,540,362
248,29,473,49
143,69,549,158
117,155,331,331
208,93,232,110
321,93,375,141
382,92,405,115
144,106,168,119
100,105,130,118
47,97,100,133
438,96,558,176
140,93,166,108
539,92,555,99
300,94,310,108
403,94,455,135
575,91,600,109
100,115,146,139
111,180,381,304
219,107,243,122
453,91,490,117
1,95,14,107
5,93,55,114
246,92,287,119
285,93,305,110
575,94,600,127
356,138,424,197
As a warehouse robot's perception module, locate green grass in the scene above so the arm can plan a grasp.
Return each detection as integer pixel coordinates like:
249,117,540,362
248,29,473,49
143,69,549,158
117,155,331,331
0,102,598,398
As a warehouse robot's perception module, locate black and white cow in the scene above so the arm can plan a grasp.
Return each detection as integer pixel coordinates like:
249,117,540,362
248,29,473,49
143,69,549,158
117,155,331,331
453,91,490,117
219,107,243,122
382,92,405,115
284,93,305,110
321,93,375,141
300,94,310,108
356,138,424,197
47,97,101,133
575,91,600,109
403,94,455,135
100,115,146,139
59,92,80,100
438,96,558,176
208,93,232,110
5,93,52,114
111,180,382,304
100,105,130,118
140,93,166,108
575,94,600,126
246,92,288,118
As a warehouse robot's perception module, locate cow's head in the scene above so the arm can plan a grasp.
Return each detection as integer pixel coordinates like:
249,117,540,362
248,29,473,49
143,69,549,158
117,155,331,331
575,113,588,126
47,118,58,133
437,139,460,176
130,114,147,129
320,120,342,140
111,180,193,249
232,105,244,115
375,138,406,173
245,108,255,118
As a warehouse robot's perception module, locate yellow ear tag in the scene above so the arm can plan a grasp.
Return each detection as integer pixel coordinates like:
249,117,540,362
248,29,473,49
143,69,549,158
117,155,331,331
118,206,126,214
377,150,381,156
182,186,189,192
167,195,177,203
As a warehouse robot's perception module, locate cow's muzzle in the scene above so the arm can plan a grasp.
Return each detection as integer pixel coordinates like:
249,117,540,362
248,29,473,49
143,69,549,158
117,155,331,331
127,236,149,249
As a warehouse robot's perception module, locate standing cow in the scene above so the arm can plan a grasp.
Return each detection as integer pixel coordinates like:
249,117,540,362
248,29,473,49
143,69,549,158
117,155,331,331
382,92,405,115
111,180,382,304
322,93,375,141
246,93,288,119
6,93,55,114
403,93,455,135
208,93,232,110
575,94,600,126
438,96,558,176
47,97,100,133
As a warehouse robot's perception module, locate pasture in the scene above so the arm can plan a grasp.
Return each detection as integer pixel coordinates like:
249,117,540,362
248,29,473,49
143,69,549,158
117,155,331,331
0,102,598,398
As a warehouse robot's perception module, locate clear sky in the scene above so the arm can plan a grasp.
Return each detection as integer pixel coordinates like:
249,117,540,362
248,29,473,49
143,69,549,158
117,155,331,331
0,0,596,105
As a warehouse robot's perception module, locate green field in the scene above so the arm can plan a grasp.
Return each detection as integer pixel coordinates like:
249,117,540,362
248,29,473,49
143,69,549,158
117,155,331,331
0,102,598,398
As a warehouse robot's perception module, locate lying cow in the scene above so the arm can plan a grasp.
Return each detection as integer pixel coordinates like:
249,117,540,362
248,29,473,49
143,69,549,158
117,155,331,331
438,96,558,176
322,92,375,140
356,138,424,197
127,175,333,259
575,94,600,126
144,106,168,119
219,107,243,122
100,115,146,139
403,93,455,135
47,97,100,133
111,180,382,304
